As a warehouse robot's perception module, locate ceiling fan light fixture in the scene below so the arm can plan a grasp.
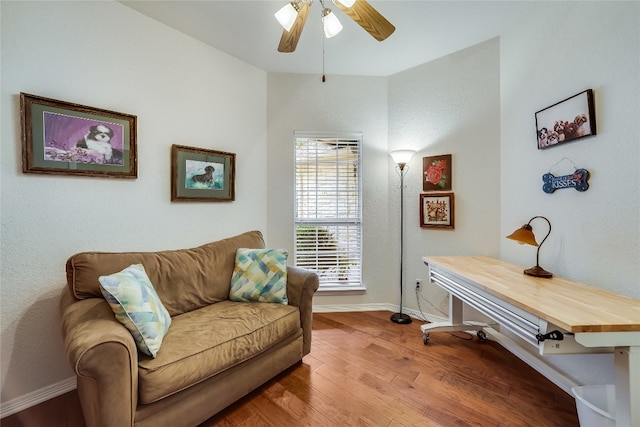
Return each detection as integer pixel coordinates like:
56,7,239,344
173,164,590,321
277,0,394,53
334,0,356,7
275,2,299,32
322,8,343,38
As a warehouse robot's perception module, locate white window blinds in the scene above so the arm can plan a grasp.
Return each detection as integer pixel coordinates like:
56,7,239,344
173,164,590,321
294,132,363,289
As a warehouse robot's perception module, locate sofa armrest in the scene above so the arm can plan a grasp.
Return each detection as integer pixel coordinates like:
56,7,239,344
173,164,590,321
60,291,139,427
285,266,319,355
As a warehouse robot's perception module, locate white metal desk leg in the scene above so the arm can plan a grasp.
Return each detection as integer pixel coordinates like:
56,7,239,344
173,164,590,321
615,346,639,427
450,293,463,324
420,294,486,344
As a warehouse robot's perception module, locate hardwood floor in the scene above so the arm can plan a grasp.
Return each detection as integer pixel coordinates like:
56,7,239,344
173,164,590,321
2,311,579,426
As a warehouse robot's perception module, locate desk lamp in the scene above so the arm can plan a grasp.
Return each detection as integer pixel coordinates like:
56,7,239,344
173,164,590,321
506,216,553,278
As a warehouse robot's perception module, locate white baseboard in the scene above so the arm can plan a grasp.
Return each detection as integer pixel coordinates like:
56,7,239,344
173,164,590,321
313,302,392,313
0,377,76,419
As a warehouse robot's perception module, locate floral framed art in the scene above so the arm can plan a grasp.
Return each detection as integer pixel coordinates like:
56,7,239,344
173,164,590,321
535,89,596,149
420,192,454,229
423,154,451,191
171,144,235,201
20,93,137,178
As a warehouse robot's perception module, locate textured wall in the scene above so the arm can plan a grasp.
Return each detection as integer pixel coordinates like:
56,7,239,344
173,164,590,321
266,39,500,313
499,1,640,386
388,39,501,316
2,0,637,410
1,1,267,404
500,1,639,298
266,73,393,306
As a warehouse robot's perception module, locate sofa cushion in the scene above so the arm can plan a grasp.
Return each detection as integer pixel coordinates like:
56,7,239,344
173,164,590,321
137,300,301,404
65,230,265,316
99,264,172,357
229,248,288,304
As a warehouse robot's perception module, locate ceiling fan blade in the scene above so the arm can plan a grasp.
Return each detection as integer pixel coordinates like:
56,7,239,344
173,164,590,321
334,0,395,42
278,2,311,53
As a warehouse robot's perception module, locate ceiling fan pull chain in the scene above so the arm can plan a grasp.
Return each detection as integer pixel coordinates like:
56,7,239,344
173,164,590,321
322,25,326,82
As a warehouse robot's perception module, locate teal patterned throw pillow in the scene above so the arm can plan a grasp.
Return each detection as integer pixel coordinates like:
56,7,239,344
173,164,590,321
229,248,288,304
99,264,171,358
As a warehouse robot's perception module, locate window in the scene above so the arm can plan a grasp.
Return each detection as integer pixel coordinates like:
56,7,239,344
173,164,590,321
294,131,363,290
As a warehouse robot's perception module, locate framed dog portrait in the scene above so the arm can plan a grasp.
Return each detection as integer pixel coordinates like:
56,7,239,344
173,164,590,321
171,144,235,201
21,93,137,178
535,89,596,149
420,192,454,229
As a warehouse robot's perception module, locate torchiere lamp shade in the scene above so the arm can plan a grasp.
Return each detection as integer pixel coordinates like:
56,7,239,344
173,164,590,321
389,149,415,167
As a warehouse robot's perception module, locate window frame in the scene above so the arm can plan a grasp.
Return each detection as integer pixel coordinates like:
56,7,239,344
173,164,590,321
293,131,364,292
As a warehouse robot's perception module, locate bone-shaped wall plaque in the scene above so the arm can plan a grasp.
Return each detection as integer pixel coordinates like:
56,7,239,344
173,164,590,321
542,168,590,193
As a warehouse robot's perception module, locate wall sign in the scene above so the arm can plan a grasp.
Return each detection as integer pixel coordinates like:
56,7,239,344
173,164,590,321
542,168,590,193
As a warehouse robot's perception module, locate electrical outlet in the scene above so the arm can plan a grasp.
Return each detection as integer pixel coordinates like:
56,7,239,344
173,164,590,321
415,279,422,289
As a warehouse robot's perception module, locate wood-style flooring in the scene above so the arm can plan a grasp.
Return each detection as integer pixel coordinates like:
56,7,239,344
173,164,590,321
2,311,579,426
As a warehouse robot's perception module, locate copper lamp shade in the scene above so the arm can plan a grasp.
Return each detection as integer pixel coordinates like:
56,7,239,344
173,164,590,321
506,216,553,278
506,224,539,247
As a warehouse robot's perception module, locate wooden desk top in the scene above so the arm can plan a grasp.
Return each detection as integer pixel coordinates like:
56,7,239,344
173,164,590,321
424,256,640,333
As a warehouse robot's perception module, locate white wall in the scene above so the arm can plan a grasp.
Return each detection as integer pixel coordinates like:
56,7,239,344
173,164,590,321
388,39,501,316
266,73,395,307
1,0,638,413
499,2,639,386
382,1,639,389
269,4,638,390
1,1,267,407
266,39,500,315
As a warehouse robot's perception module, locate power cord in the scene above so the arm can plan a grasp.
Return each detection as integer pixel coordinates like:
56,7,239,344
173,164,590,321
414,284,448,320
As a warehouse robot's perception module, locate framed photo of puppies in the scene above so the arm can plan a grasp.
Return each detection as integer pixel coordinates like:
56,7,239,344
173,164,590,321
420,192,454,229
171,144,235,201
20,93,137,178
535,89,596,149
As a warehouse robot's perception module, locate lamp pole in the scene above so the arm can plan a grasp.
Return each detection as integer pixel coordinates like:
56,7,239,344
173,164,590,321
391,161,412,324
527,216,553,278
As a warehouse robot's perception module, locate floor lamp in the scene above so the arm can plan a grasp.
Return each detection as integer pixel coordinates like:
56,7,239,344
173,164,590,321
389,149,415,324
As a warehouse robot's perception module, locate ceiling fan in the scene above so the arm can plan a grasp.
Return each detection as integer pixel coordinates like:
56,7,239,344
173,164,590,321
275,0,395,53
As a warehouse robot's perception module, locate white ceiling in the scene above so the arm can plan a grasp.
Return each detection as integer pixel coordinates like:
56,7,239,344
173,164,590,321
120,0,537,77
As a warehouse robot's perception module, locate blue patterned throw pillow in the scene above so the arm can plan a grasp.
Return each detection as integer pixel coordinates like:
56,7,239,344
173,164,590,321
99,264,171,357
229,248,288,304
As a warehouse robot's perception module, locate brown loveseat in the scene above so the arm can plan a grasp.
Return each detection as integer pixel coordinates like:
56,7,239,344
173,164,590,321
60,230,319,427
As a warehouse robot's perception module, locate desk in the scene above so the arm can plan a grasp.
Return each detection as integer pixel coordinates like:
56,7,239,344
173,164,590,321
420,256,640,427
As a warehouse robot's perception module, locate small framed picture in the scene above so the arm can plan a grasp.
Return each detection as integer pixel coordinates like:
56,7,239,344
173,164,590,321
420,192,454,229
423,154,452,191
535,89,596,149
171,144,235,201
21,93,137,178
